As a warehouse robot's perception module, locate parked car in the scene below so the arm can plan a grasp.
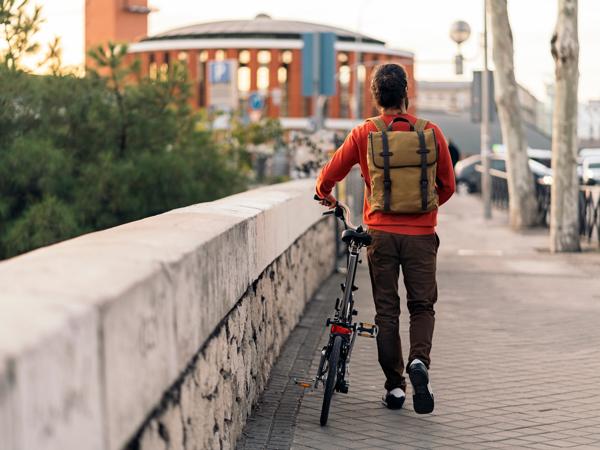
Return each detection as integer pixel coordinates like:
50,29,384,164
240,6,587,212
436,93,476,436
582,156,600,185
579,148,600,160
492,144,552,168
455,154,552,193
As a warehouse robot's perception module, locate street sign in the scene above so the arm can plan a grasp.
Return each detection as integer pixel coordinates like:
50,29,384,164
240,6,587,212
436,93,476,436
248,92,265,110
208,59,238,110
471,70,497,123
301,32,337,97
209,60,232,84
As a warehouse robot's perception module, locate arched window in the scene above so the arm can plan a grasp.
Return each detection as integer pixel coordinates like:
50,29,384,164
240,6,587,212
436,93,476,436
148,53,157,79
257,50,271,91
197,51,208,107
277,60,288,116
238,66,251,93
339,62,351,118
357,63,366,117
237,50,251,100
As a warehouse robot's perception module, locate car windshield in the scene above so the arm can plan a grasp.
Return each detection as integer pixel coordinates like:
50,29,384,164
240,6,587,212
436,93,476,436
588,162,600,169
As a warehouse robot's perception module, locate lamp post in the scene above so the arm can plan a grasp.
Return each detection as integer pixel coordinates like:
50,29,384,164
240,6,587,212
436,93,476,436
450,8,491,219
480,0,492,219
450,20,471,75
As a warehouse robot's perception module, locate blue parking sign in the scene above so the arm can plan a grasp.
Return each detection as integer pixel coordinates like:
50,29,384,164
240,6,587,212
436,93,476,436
209,61,232,84
248,92,265,110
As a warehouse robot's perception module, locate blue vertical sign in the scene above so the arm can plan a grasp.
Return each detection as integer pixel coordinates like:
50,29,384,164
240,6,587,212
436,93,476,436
319,32,336,96
302,32,336,97
301,33,315,97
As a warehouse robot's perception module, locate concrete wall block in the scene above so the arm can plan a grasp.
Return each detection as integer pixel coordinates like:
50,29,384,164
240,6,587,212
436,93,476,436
129,217,336,450
102,271,177,450
1,308,103,450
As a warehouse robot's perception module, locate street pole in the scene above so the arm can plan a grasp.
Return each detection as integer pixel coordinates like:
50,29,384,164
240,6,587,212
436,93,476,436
312,32,321,130
354,38,362,120
481,0,492,219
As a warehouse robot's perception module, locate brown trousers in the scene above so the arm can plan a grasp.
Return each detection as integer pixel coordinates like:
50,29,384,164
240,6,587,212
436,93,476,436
366,229,439,392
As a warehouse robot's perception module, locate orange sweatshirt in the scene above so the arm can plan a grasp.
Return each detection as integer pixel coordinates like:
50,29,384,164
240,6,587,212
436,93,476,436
316,113,456,235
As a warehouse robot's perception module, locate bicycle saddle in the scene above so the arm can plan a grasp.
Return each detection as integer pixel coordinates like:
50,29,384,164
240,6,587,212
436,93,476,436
341,229,372,246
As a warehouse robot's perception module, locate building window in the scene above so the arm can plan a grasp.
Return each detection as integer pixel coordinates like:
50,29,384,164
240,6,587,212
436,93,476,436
257,50,271,91
257,67,269,91
238,66,251,94
198,52,207,107
237,50,251,99
148,53,157,79
159,52,170,78
257,50,271,65
339,64,351,118
357,63,366,117
238,50,250,64
278,64,288,116
281,50,293,64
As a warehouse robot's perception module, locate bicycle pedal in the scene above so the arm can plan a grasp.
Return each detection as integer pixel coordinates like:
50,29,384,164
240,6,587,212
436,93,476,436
293,378,315,389
358,332,376,338
357,322,379,338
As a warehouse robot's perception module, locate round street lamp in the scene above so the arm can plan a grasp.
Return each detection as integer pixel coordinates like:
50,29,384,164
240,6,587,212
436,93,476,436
450,20,471,75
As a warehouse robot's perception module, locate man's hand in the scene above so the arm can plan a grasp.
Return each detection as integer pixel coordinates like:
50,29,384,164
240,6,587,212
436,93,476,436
317,194,337,209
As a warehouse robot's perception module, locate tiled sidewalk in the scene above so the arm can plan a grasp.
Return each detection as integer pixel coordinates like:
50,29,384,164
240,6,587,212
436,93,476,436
239,194,600,450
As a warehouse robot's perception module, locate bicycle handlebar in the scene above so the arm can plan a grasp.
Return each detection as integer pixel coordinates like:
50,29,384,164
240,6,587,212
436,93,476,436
313,194,357,231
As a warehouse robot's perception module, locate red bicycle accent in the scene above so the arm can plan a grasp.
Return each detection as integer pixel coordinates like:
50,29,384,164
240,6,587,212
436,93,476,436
331,324,352,335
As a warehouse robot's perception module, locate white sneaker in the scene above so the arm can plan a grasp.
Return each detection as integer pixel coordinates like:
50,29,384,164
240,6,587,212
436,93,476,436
382,387,406,410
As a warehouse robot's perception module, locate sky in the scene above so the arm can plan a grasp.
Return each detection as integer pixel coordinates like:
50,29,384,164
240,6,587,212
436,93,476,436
34,0,600,103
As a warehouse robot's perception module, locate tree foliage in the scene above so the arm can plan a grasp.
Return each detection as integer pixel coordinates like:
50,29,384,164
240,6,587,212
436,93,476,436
0,0,43,70
0,2,254,259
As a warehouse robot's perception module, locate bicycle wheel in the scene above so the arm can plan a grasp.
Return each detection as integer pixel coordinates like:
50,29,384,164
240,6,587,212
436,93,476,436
320,335,342,426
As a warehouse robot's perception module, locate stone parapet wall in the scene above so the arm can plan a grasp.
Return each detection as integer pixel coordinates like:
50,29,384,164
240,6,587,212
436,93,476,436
0,180,334,450
130,218,334,450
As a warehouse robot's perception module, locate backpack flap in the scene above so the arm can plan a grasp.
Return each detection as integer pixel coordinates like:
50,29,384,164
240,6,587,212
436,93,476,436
367,122,440,214
369,129,438,169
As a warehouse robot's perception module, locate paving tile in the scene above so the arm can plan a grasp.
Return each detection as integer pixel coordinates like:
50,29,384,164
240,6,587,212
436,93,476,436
238,194,600,449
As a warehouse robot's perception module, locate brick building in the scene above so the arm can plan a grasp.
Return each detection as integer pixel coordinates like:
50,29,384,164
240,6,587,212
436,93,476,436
85,1,415,130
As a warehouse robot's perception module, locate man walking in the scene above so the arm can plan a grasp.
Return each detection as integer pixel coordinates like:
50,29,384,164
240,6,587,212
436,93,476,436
315,64,455,413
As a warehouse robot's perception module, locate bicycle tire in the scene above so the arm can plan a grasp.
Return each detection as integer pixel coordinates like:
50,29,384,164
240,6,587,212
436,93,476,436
320,335,342,426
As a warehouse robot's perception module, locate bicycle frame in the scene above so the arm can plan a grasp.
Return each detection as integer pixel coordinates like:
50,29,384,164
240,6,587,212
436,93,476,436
311,199,376,390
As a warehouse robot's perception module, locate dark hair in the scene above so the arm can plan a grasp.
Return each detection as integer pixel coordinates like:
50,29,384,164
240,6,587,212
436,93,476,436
370,63,409,110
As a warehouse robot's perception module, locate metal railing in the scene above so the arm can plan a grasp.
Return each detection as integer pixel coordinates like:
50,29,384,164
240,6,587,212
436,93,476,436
478,166,600,246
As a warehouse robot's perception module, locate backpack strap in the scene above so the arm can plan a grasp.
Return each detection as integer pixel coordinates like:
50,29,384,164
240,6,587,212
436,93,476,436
365,116,387,132
415,117,430,211
366,117,393,211
414,118,428,132
380,130,392,211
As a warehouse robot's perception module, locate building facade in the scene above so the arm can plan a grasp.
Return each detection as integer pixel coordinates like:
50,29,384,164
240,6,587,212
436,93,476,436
85,1,415,129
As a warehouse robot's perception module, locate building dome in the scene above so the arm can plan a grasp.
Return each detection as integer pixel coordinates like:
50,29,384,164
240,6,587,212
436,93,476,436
143,16,385,45
127,15,415,128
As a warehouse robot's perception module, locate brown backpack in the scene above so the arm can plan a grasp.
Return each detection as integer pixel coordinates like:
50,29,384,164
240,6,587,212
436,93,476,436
366,116,439,214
